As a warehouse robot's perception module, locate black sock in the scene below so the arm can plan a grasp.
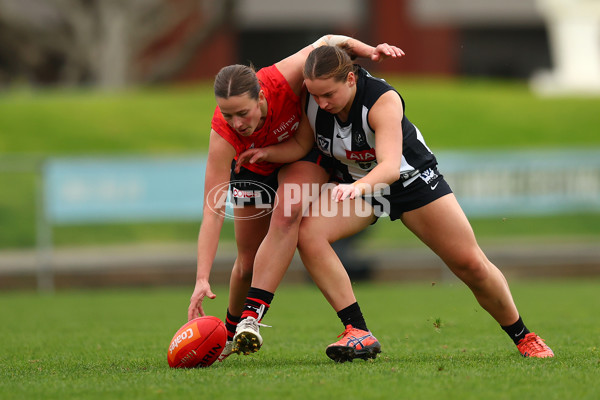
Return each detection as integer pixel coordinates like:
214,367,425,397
225,309,241,342
501,316,530,344
337,302,368,332
241,287,274,321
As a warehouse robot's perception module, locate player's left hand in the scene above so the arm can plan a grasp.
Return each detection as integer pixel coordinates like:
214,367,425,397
371,43,405,62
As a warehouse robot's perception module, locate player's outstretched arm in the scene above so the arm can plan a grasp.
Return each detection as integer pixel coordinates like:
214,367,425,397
189,131,235,320
276,35,406,95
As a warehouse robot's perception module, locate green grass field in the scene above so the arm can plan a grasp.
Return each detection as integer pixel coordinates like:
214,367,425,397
1,280,599,400
1,78,600,249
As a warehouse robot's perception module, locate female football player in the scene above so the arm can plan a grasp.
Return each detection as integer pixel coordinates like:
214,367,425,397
187,36,405,361
233,45,554,361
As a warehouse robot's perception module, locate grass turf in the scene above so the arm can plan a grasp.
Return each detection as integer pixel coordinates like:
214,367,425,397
1,280,599,400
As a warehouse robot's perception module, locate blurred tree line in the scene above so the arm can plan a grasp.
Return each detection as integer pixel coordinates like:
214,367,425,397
0,0,234,89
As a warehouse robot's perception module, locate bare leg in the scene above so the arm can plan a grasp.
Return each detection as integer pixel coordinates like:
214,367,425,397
228,207,271,316
231,162,330,356
400,194,519,326
250,161,329,292
297,188,376,311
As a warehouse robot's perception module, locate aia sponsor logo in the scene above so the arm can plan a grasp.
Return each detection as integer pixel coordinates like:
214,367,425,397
206,180,277,220
346,148,376,161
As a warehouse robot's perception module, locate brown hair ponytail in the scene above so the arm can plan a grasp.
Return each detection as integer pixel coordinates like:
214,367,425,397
214,64,261,99
303,46,355,82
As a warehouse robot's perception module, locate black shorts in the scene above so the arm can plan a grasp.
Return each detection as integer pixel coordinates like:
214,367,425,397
229,161,280,207
366,167,453,221
229,148,333,207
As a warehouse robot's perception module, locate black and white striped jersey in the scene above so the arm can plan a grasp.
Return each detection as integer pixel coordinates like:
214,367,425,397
306,66,438,184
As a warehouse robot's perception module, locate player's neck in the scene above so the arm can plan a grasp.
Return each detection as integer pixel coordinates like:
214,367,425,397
335,88,356,122
256,98,268,130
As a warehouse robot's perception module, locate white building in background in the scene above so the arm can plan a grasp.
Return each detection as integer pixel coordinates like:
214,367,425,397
410,0,542,25
412,0,600,96
234,0,365,28
531,0,600,96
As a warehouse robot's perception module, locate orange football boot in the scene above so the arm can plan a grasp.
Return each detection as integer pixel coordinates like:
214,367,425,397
517,332,554,358
326,325,381,363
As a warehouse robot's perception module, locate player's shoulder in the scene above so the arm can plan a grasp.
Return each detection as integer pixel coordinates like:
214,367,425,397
359,67,402,109
257,65,286,89
259,65,300,106
360,67,393,92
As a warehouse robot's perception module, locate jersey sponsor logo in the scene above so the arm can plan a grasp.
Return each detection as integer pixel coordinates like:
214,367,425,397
272,115,298,142
277,121,299,142
346,148,376,161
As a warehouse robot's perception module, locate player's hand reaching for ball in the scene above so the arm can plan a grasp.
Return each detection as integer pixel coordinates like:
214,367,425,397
188,280,216,320
371,43,405,62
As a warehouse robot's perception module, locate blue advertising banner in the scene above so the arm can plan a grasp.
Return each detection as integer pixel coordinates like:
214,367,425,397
438,149,600,216
44,156,207,224
42,149,600,225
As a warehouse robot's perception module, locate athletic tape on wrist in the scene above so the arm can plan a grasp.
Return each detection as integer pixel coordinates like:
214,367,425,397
311,35,351,49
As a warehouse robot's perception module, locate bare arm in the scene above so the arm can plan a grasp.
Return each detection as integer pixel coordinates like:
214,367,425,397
235,97,316,173
234,116,315,172
276,35,405,95
332,91,404,202
188,130,236,320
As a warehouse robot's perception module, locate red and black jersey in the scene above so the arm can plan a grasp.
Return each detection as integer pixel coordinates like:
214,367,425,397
211,65,301,176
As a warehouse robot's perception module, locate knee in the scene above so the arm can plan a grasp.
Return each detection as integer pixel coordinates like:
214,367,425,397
270,203,304,233
297,218,325,255
449,251,490,284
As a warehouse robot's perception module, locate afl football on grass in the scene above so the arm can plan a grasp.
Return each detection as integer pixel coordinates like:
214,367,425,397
168,316,227,368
